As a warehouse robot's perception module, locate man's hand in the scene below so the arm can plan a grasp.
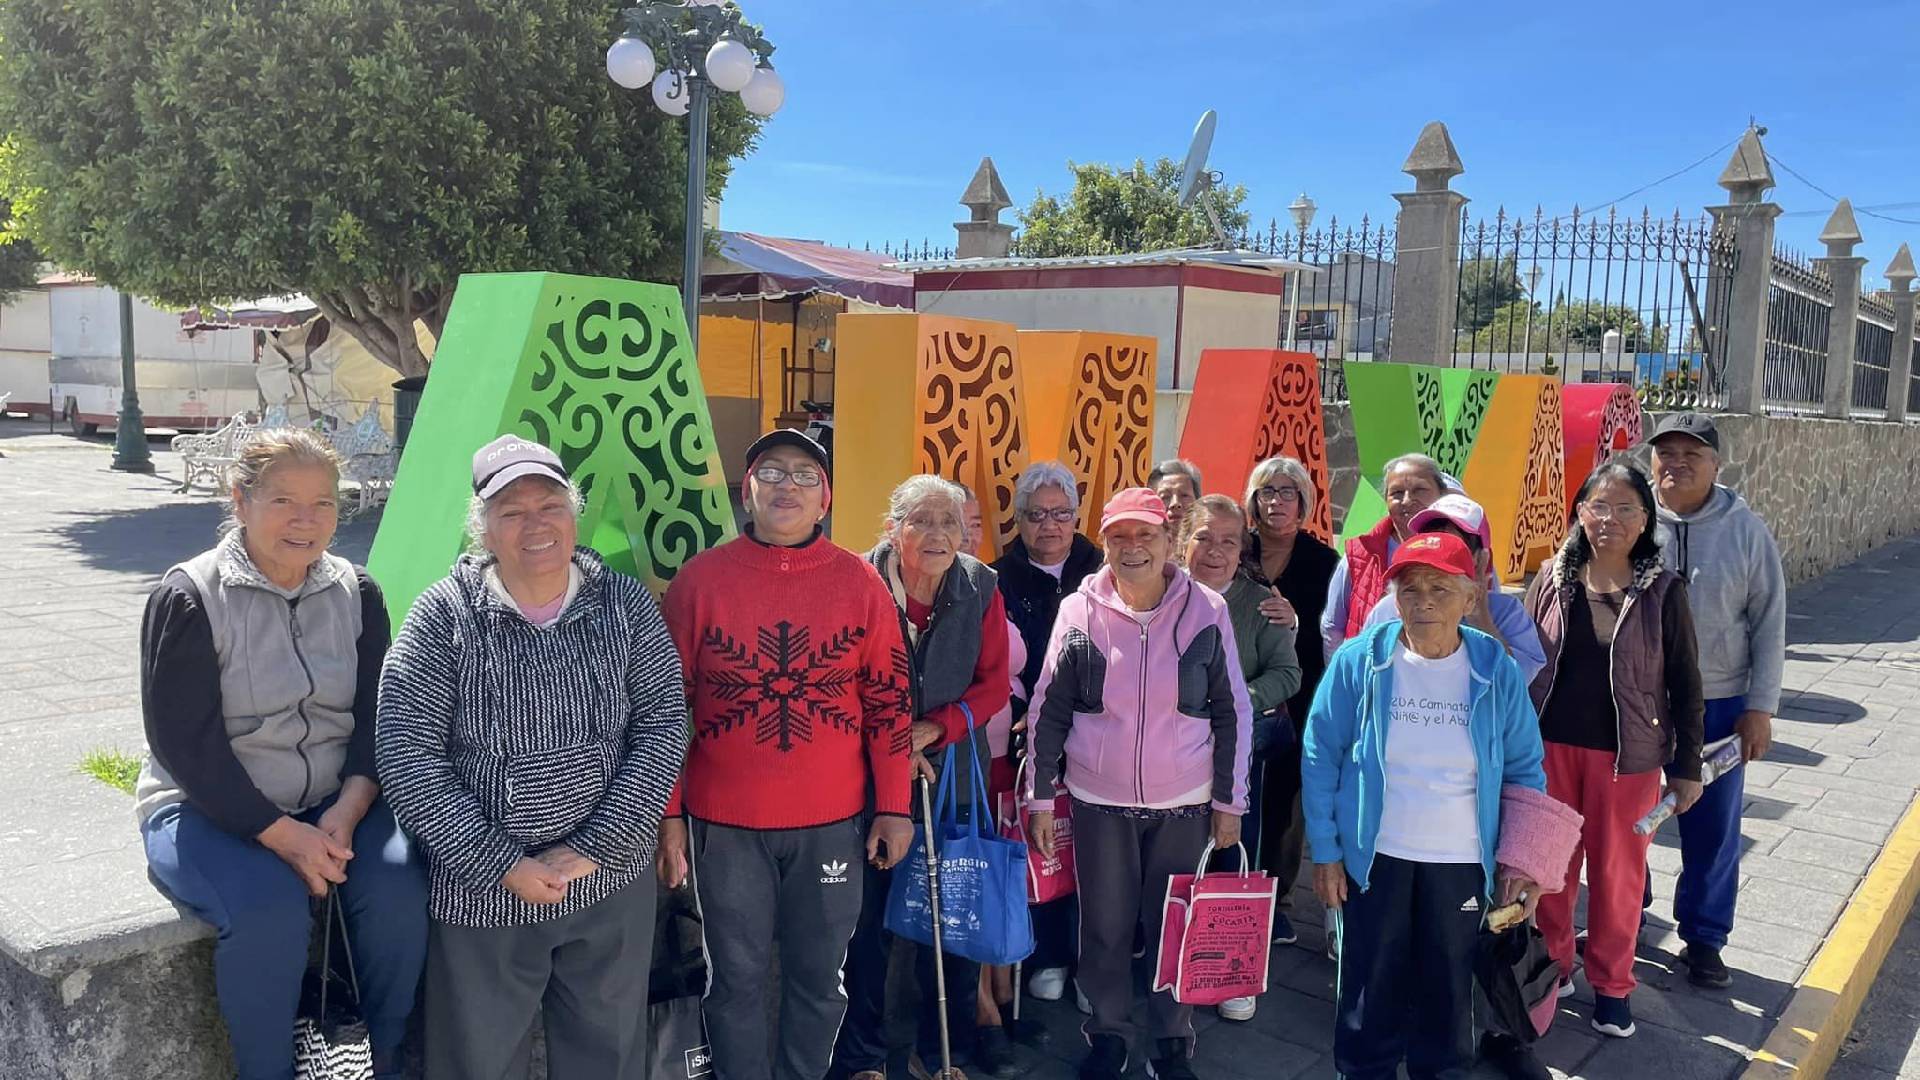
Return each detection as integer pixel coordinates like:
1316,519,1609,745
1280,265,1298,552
868,815,915,870
259,817,352,896
536,843,600,882
1497,870,1542,921
1736,710,1773,762
1211,810,1242,851
910,720,945,753
1028,809,1057,859
1666,776,1705,815
1313,860,1348,910
314,777,378,855
1258,588,1297,629
655,817,690,888
502,857,569,905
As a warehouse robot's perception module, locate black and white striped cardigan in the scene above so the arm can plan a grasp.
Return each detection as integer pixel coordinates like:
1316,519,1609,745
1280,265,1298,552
376,548,688,928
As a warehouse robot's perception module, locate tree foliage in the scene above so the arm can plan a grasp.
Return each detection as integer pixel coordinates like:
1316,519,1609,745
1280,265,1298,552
0,0,763,375
1456,256,1524,332
1011,158,1251,258
1465,298,1665,353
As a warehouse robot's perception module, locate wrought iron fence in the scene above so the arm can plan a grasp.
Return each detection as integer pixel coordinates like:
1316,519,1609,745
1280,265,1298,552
1450,207,1737,409
1241,216,1398,402
1854,293,1895,414
1763,248,1833,412
862,239,957,262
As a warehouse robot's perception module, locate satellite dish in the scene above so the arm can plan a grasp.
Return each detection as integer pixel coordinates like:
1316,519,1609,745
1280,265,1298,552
1178,110,1218,208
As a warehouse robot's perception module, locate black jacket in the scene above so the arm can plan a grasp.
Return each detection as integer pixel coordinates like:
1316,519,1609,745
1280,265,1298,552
993,534,1104,714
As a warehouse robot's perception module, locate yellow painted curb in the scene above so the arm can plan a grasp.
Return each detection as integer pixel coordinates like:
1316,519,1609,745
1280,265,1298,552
1743,792,1920,1080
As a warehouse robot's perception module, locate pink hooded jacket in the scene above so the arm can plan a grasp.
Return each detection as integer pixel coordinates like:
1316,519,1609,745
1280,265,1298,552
1026,564,1253,814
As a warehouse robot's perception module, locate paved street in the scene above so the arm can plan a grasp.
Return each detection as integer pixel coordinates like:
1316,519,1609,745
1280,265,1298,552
4,415,1920,1079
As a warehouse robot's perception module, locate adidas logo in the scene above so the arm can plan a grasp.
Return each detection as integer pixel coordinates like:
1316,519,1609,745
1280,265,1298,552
820,860,849,885
1460,896,1480,912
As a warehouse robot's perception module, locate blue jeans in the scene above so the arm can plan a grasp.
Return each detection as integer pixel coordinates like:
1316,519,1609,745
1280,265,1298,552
143,794,429,1080
1673,696,1748,950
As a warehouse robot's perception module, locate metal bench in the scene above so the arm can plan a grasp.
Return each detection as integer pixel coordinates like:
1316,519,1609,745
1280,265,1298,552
170,412,260,493
327,407,396,519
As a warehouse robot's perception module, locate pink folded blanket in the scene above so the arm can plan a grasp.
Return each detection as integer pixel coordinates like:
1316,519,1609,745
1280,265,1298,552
1496,784,1584,893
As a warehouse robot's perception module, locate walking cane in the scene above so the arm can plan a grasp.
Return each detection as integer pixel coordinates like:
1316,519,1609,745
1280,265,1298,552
919,772,966,1080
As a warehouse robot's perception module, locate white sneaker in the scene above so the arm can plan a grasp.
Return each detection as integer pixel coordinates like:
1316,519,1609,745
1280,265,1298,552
1558,978,1577,999
1325,909,1339,961
1075,980,1093,1015
1027,966,1068,1001
1218,996,1257,1022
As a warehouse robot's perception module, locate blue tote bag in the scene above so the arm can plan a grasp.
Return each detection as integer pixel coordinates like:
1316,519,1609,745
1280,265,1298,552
884,704,1035,966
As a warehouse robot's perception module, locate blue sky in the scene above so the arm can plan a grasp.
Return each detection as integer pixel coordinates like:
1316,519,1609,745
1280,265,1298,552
717,0,1920,289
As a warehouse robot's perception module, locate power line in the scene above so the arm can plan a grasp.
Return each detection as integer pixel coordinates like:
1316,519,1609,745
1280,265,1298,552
1769,151,1920,227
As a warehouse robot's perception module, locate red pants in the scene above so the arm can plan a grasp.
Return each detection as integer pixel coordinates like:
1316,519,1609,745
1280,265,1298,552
1535,742,1662,998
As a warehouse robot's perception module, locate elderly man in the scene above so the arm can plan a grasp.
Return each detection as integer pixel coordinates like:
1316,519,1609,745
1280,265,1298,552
657,429,916,1080
992,460,1103,1005
1647,413,1785,990
1149,458,1205,529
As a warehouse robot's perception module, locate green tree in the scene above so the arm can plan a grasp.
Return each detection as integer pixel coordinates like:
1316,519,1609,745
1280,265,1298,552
1011,158,1251,257
0,0,763,376
1456,256,1524,332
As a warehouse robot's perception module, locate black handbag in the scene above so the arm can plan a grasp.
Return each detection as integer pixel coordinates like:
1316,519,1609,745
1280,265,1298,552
648,866,713,1080
293,888,373,1080
1474,921,1561,1043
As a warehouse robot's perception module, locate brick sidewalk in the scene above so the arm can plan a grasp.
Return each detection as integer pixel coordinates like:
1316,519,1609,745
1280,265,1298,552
3,417,1918,1079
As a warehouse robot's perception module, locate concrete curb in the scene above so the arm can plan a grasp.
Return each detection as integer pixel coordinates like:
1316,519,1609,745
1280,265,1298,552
1745,792,1920,1080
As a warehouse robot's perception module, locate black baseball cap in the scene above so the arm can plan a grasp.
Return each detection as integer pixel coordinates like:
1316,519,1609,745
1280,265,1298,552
744,428,830,472
1649,412,1720,452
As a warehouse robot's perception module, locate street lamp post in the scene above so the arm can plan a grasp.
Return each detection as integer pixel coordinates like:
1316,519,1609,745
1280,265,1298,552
110,291,153,473
1285,193,1317,351
607,0,783,356
1523,264,1545,374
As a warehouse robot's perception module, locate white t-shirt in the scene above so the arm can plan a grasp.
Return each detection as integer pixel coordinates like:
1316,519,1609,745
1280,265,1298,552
1030,557,1067,581
1375,641,1481,864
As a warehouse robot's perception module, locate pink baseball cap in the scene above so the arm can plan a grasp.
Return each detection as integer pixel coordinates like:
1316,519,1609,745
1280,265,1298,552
1099,487,1169,533
1408,493,1493,551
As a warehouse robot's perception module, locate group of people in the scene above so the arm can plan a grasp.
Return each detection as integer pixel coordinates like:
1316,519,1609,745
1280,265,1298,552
135,405,1783,1080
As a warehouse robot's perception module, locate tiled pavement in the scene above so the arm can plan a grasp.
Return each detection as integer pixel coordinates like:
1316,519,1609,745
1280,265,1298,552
4,416,1920,1079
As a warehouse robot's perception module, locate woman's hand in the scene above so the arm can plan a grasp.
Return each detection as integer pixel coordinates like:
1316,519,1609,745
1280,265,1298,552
910,720,945,753
502,856,569,905
1736,710,1773,761
315,777,378,855
1258,588,1297,629
258,816,352,896
1666,776,1704,815
1313,860,1348,910
1028,809,1057,859
1497,871,1542,922
909,752,938,783
656,817,690,888
536,843,600,882
1211,810,1242,851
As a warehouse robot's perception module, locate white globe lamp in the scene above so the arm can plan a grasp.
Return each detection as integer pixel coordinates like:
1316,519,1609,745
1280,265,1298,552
651,69,690,116
605,36,656,90
704,38,756,93
739,65,785,117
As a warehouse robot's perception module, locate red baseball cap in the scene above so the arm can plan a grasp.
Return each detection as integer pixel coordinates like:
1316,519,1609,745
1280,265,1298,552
1387,531,1477,580
1099,487,1169,533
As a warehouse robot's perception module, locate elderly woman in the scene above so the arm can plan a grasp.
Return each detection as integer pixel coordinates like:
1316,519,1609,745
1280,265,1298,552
992,459,1103,1003
1028,488,1252,1080
1303,532,1546,1080
1149,457,1205,530
1321,453,1449,661
1238,455,1338,944
137,430,428,1080
1525,462,1704,1040
1178,493,1302,1023
836,475,1015,1077
377,434,688,1080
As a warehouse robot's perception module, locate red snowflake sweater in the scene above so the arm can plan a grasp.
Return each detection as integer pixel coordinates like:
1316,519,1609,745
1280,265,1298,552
663,532,914,826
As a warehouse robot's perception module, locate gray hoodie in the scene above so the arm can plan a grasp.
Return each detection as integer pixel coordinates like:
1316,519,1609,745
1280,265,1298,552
1656,484,1787,713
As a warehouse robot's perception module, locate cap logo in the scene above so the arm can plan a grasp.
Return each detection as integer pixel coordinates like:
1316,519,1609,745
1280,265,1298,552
1407,534,1443,551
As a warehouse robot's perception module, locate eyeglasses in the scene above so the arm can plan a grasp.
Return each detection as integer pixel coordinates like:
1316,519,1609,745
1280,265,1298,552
903,513,961,535
1022,508,1077,524
1255,485,1301,504
753,464,824,488
1579,501,1646,521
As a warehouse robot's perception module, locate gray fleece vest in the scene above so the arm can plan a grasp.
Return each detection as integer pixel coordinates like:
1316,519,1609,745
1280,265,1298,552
134,534,363,825
870,545,998,806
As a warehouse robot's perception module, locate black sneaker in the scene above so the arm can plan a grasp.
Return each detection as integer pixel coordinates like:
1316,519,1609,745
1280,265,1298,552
1479,1031,1550,1080
1682,943,1733,989
974,1025,1020,1078
1146,1038,1198,1080
1272,910,1299,945
1079,1034,1129,1080
1591,993,1636,1038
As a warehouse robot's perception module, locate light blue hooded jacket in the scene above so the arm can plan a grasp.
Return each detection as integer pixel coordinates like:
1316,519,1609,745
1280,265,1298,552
1301,620,1547,898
